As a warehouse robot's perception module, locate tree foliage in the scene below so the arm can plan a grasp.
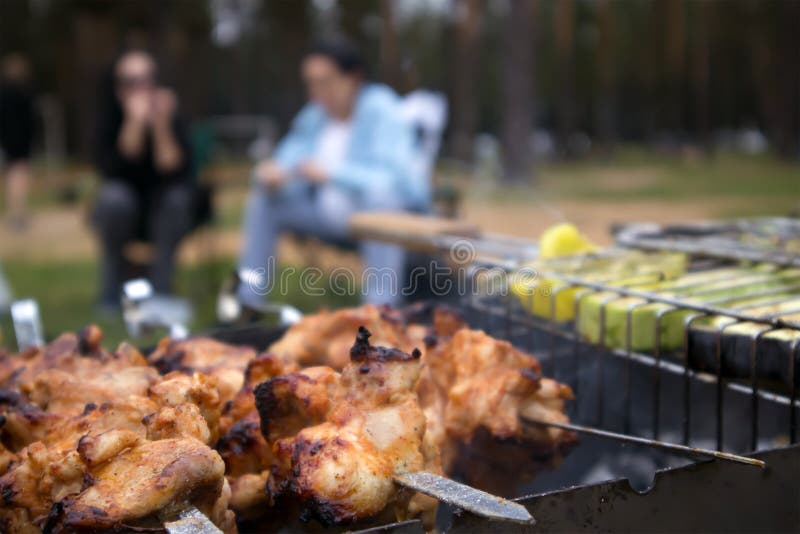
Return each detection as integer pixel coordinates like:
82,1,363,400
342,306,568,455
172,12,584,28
0,0,797,172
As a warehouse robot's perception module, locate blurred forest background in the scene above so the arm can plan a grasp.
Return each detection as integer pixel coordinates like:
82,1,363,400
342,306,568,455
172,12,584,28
1,0,799,181
1,0,799,344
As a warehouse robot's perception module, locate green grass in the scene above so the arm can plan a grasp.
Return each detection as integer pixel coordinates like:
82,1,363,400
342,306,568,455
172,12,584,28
3,149,796,349
24,149,800,223
460,149,800,213
0,258,358,350
551,149,799,198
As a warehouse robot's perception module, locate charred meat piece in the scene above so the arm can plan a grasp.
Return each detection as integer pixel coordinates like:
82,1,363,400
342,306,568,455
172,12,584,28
0,393,233,532
149,371,223,444
0,326,142,389
0,339,157,450
149,337,257,404
255,327,439,527
266,305,422,369
49,438,231,533
216,352,300,518
416,328,577,490
0,326,234,533
215,306,454,521
137,346,298,518
255,366,340,443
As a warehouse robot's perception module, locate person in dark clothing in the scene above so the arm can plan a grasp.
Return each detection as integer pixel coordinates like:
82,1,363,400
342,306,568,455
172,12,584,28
0,53,35,230
93,49,194,308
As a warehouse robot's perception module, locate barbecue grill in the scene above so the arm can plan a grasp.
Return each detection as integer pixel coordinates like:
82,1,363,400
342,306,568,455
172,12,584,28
7,217,797,533
335,215,800,533
616,217,800,267
205,282,797,532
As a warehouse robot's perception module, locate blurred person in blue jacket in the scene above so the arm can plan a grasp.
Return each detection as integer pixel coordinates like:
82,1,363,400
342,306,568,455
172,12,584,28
238,38,428,308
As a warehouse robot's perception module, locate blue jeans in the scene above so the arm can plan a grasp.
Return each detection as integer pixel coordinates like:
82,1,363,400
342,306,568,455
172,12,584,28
238,181,405,307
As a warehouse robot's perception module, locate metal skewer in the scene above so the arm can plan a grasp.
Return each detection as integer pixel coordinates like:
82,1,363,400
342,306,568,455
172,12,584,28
10,299,44,351
394,471,535,524
163,506,222,534
522,417,765,468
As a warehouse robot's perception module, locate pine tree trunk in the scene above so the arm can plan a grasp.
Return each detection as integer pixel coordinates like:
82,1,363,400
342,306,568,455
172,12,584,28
662,0,685,136
448,0,482,162
691,0,711,155
501,0,536,183
595,0,616,156
554,0,575,157
263,1,311,129
379,0,400,90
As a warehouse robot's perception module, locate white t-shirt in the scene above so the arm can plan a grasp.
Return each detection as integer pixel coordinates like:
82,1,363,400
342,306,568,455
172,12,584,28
313,119,352,174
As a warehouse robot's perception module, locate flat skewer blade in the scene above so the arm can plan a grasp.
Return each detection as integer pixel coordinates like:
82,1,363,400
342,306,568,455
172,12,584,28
394,471,535,525
164,507,222,534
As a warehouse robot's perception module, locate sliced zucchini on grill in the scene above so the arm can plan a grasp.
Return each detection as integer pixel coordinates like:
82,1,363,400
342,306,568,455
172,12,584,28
511,251,686,322
576,267,800,351
687,309,800,381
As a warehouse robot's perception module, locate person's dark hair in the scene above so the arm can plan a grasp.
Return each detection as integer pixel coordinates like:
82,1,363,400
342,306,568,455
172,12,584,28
98,47,158,113
93,47,158,171
306,38,367,77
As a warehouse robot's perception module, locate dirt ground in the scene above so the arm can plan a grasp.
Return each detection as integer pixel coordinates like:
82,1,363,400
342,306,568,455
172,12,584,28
0,187,753,268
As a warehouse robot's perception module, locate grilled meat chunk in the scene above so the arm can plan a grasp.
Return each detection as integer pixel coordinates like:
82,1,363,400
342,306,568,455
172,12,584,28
266,305,421,369
0,332,156,451
0,326,142,389
0,327,234,533
216,352,300,518
49,438,230,533
417,328,576,490
0,400,233,533
256,327,439,527
149,337,257,404
0,306,577,531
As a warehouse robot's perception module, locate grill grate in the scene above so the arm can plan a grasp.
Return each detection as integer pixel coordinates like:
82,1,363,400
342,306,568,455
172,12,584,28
461,288,797,451
615,217,800,267
437,285,798,532
223,217,800,532
459,252,800,450
348,217,800,532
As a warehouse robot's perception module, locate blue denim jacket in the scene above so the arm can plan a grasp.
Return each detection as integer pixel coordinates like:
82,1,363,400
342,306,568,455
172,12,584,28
272,83,429,210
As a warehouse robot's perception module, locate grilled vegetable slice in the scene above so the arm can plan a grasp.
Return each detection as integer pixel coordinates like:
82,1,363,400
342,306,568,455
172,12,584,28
577,266,800,352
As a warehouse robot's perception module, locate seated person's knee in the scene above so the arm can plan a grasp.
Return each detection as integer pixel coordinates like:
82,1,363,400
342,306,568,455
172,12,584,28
160,185,193,216
96,182,137,219
362,182,404,211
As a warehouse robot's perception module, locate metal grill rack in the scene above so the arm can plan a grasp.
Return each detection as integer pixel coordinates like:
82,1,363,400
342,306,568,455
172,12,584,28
461,253,799,449
220,281,799,533
443,256,800,532
615,217,800,267
205,278,799,532
347,218,800,531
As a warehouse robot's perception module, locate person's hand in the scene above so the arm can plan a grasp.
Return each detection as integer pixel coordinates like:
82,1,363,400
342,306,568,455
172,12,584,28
152,88,177,126
298,161,329,185
255,160,287,188
123,91,152,124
